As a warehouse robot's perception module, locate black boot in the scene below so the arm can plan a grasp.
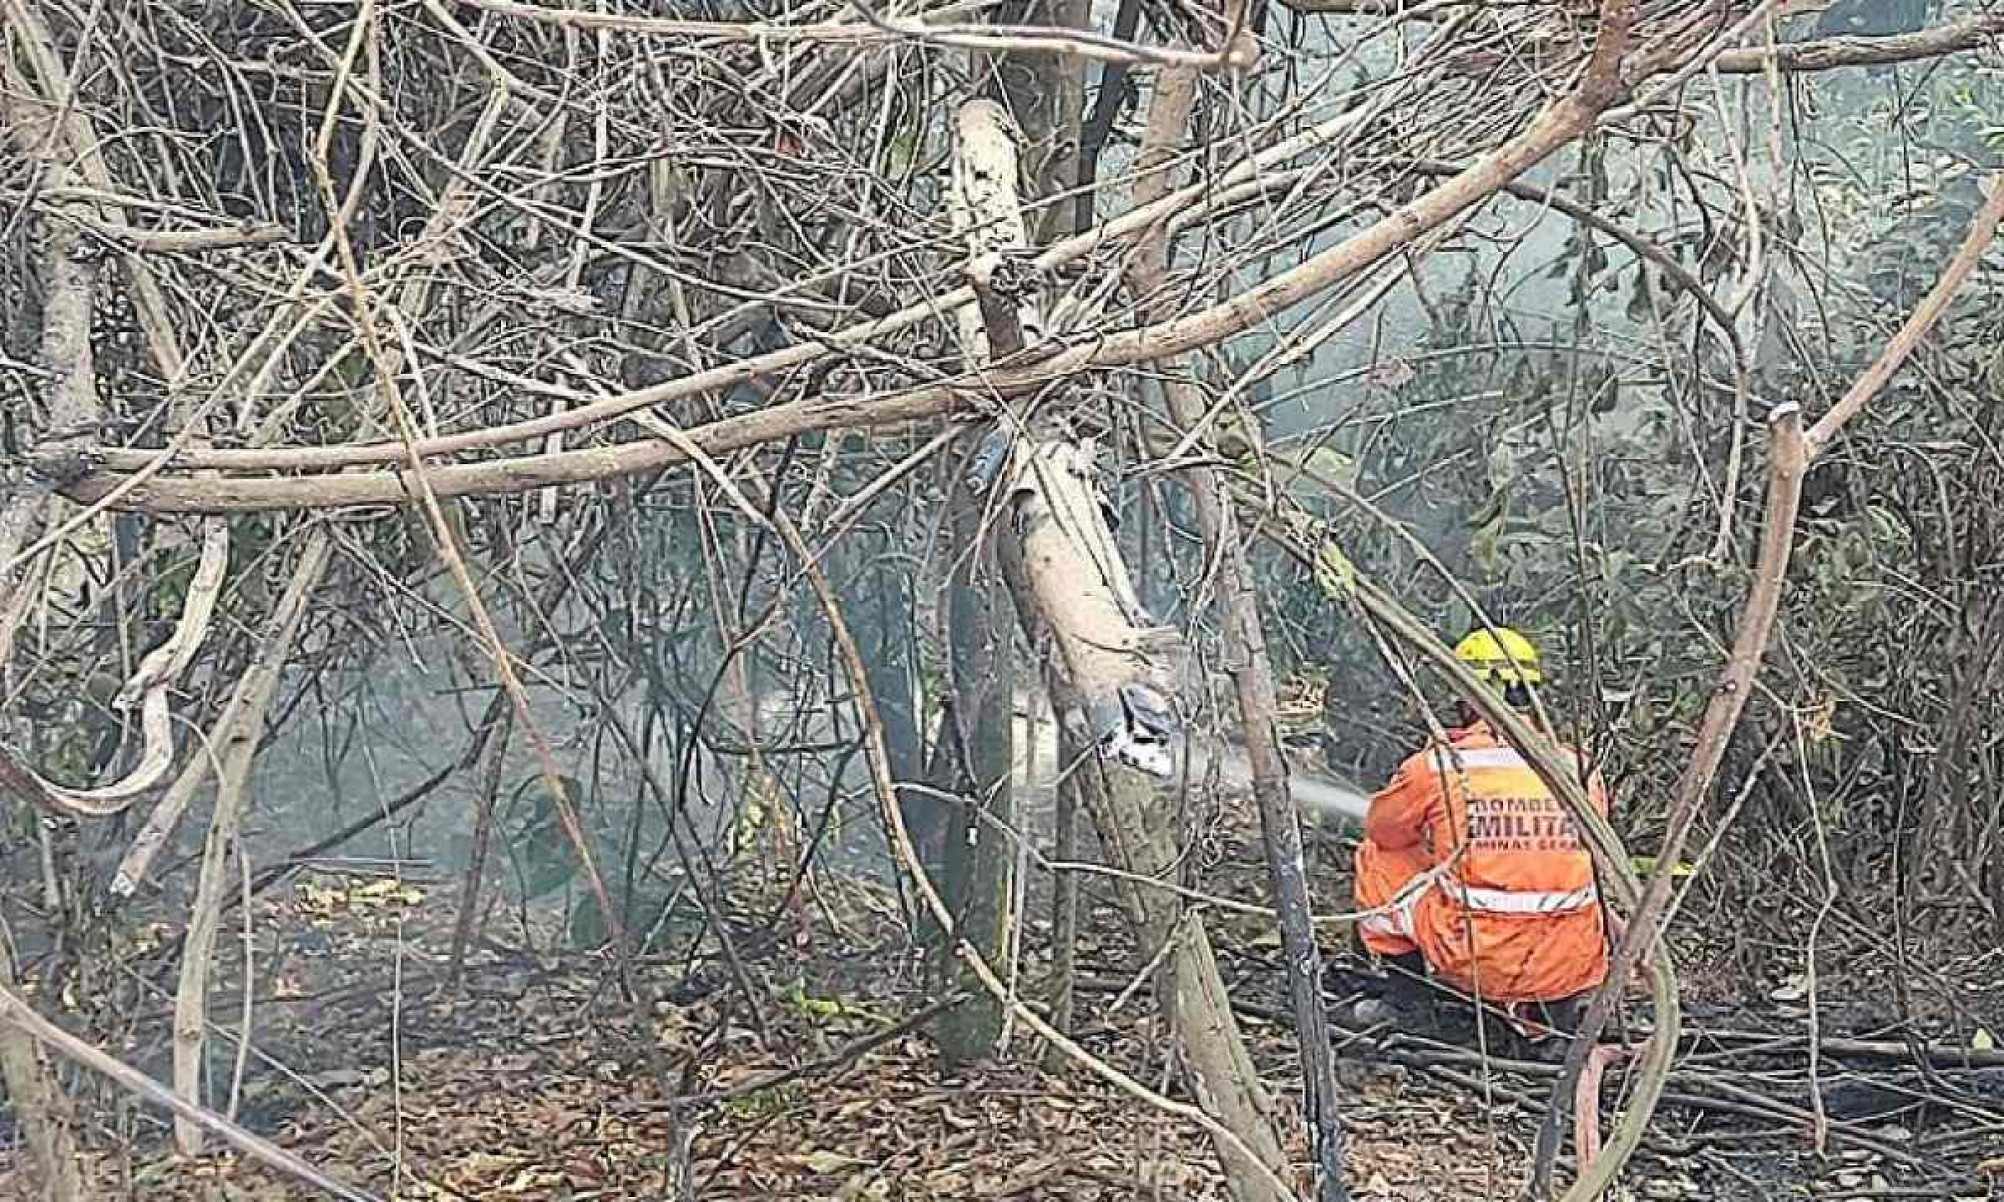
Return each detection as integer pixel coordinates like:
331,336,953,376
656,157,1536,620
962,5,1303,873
1352,952,1437,1034
1505,995,1587,1061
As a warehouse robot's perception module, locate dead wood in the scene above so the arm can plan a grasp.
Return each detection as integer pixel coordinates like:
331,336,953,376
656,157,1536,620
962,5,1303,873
1124,48,1348,1202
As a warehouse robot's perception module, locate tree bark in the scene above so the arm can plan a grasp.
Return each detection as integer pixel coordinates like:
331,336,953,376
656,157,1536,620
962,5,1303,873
934,465,1019,1068
975,0,1087,1056
1,18,234,821
931,98,1025,1070
1125,58,1348,1202
0,922,83,1202
974,0,1087,246
173,531,332,1155
1042,722,1084,1066
992,439,1292,1202
952,95,1289,1198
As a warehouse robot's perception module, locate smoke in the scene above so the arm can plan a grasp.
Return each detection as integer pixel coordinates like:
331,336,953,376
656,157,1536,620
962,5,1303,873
1012,698,1372,827
1175,736,1373,826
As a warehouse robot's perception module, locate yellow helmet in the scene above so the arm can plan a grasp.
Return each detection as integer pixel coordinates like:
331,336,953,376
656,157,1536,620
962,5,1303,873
1453,626,1543,685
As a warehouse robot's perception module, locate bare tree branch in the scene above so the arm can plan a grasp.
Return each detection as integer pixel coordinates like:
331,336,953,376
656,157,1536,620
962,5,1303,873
1538,173,2004,1202
1714,12,2004,74
462,0,1250,69
51,0,1655,517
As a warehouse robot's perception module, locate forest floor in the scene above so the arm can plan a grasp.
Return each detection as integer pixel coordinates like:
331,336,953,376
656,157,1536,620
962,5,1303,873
7,793,2004,1202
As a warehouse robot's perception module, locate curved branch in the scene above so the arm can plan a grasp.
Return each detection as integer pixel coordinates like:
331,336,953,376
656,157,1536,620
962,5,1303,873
1402,157,1743,362
1280,0,1443,15
1535,402,1805,1201
59,2,1644,516
1,0,234,819
462,0,1249,70
0,521,232,818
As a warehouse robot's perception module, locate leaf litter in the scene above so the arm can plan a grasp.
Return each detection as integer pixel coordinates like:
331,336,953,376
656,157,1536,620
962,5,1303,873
16,815,1985,1201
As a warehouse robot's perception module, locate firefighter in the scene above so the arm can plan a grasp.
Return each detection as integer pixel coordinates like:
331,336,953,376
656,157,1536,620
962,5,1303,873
1350,626,1611,1039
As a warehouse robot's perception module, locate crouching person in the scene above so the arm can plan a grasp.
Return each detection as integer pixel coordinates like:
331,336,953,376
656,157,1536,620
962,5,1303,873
1351,627,1612,1046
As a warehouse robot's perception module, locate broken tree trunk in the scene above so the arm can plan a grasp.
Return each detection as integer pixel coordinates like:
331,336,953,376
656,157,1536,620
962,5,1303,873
951,97,1290,1199
932,98,1023,1069
972,0,1088,1058
989,436,1293,1202
973,0,1088,246
1126,61,1347,1201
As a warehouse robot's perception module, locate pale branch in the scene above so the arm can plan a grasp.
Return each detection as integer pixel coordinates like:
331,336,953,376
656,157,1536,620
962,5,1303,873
172,529,332,1154
1713,12,2004,75
0,519,231,818
986,432,1296,1200
354,286,691,1175
1278,0,1445,15
58,100,1382,482
0,980,381,1202
55,1,1651,517
3,0,187,381
460,0,1249,69
0,921,81,1202
996,438,1184,775
956,97,1292,1174
86,88,514,857
1280,4,2004,77
1239,480,1678,1202
77,218,296,254
948,99,1037,363
2,0,237,825
1805,175,2004,460
0,480,46,682
938,95,1026,1073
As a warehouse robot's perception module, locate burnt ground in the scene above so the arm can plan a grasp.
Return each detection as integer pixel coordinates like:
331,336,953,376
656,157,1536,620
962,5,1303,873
3,791,2002,1202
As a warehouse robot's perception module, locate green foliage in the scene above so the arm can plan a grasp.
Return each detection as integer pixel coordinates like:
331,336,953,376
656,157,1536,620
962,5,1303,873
499,773,607,901
1245,95,2004,970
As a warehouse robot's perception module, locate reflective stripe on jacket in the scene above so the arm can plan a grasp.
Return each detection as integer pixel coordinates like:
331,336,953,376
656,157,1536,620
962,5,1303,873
1360,720,1612,1001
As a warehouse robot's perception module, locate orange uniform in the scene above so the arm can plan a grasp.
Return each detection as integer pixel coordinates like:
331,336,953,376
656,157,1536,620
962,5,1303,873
1354,720,1611,1004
